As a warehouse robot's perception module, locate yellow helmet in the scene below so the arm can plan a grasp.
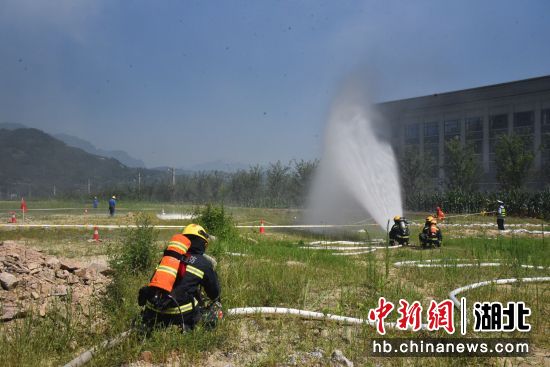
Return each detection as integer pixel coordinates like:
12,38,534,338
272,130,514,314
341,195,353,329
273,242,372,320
393,215,401,221
426,215,434,222
182,223,209,242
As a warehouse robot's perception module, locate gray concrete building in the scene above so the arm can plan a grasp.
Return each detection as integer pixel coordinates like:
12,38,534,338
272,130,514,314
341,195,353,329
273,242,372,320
378,75,550,189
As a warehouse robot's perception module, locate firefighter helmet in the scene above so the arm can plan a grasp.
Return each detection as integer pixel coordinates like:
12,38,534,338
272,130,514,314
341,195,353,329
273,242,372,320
182,224,210,243
393,215,401,222
426,215,434,222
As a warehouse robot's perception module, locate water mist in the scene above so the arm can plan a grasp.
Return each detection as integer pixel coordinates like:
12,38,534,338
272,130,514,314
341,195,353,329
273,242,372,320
307,83,403,230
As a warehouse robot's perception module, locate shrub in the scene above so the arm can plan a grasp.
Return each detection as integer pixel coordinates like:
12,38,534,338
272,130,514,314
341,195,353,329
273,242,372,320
109,213,158,274
194,204,237,241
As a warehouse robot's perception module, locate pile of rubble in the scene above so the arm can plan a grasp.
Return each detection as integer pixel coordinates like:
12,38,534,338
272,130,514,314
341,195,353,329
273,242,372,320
0,240,112,322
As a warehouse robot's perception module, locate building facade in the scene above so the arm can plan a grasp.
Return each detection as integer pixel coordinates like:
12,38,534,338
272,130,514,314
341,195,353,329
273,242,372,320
378,75,550,189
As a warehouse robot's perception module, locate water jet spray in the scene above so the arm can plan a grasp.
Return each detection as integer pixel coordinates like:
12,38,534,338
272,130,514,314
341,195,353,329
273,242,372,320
308,82,403,230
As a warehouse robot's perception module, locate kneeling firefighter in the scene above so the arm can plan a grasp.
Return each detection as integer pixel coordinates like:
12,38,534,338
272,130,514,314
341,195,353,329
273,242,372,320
138,224,222,331
389,216,410,246
419,219,442,248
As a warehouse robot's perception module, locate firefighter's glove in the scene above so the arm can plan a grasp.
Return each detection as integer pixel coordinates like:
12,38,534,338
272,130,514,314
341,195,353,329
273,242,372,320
138,286,171,308
138,286,153,306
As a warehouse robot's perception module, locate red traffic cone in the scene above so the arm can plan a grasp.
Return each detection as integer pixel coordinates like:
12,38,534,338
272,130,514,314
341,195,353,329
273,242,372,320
259,219,265,234
9,212,16,223
92,226,101,242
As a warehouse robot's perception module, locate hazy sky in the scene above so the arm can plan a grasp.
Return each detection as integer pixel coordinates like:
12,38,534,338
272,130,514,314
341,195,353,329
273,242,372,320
1,0,549,167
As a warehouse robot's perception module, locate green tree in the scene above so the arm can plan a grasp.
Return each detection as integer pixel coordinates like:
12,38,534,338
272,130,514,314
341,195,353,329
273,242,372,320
444,137,480,192
495,134,534,190
290,159,318,206
266,161,291,206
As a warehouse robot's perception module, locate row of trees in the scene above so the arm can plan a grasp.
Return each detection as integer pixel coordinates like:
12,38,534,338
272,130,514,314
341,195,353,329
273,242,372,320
99,160,318,208
400,134,541,193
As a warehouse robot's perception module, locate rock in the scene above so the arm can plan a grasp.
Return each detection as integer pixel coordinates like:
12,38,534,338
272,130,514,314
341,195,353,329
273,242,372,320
320,329,329,338
51,284,68,296
1,305,27,321
140,351,152,363
41,268,56,281
39,303,47,317
59,259,81,272
88,262,113,276
74,268,97,282
0,272,19,290
94,275,108,284
45,258,60,269
309,348,325,359
67,274,80,284
31,291,40,299
27,262,41,271
7,253,20,260
55,269,69,279
331,350,354,367
40,283,52,296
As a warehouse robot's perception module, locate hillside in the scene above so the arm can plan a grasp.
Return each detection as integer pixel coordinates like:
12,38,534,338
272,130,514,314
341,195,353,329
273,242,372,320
0,128,152,196
54,133,146,168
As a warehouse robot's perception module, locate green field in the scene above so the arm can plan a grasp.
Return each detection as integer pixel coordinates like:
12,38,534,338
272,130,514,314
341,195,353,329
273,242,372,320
0,201,548,366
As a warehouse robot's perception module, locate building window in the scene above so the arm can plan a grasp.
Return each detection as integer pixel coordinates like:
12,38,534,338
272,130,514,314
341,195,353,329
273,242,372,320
489,114,508,155
405,123,420,144
513,111,534,150
444,120,460,141
542,109,550,126
424,121,439,137
489,114,508,132
466,117,483,140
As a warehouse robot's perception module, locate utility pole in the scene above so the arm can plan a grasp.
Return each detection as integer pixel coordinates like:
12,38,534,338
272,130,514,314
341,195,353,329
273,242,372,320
53,185,56,197
170,167,176,202
88,179,91,195
138,171,141,195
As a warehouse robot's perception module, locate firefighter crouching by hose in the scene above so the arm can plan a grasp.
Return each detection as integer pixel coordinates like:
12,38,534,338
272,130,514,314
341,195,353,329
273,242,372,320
138,224,222,332
419,217,442,248
389,215,410,246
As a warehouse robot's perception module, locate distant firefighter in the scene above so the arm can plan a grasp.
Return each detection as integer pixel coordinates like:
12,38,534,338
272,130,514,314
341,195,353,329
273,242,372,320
436,206,445,221
389,215,410,246
496,200,506,230
419,217,442,248
108,195,116,217
93,196,99,209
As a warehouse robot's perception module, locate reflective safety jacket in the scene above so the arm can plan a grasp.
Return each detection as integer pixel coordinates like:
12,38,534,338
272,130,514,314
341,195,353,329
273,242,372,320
146,236,220,318
425,224,442,243
497,205,506,219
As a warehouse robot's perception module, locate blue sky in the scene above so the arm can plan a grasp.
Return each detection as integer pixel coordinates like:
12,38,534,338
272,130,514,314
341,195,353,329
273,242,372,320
1,0,549,167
